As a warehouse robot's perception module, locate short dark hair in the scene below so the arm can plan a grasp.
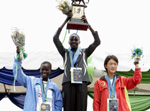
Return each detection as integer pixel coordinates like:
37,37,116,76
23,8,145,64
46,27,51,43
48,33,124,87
41,61,52,70
104,55,118,71
69,33,80,40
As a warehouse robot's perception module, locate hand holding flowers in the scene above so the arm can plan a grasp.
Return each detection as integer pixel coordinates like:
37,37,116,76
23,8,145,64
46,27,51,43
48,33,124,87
57,0,72,15
11,28,27,61
131,48,143,66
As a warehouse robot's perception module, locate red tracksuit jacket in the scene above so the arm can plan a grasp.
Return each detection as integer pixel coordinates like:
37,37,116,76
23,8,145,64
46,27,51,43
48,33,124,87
93,68,142,111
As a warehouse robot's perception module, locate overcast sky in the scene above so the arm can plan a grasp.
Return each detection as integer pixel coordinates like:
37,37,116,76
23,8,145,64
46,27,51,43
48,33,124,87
0,0,150,71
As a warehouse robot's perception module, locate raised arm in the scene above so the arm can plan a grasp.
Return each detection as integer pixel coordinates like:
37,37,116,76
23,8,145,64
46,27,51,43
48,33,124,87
53,12,72,57
124,59,142,90
82,16,101,57
13,47,31,88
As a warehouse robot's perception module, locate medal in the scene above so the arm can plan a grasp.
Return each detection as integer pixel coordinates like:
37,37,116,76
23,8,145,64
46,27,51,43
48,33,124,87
40,78,51,111
41,103,50,111
41,104,46,110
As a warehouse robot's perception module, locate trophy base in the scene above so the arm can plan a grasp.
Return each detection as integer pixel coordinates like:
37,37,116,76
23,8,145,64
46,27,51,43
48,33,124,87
67,23,89,31
67,19,89,31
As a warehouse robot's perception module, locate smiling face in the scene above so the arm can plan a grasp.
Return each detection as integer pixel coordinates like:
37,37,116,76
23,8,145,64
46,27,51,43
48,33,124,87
40,62,51,81
69,34,80,49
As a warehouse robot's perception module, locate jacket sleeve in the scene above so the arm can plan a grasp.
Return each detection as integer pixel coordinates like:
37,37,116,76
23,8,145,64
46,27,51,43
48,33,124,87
85,31,101,57
13,59,31,88
53,28,66,57
54,85,63,111
93,80,101,111
124,68,142,90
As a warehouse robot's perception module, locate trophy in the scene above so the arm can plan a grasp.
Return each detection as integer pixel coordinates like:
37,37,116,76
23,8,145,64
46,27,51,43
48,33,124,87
67,0,89,30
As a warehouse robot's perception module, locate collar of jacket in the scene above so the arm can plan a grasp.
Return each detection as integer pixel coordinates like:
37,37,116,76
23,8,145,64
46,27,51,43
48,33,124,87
100,75,121,80
35,78,55,90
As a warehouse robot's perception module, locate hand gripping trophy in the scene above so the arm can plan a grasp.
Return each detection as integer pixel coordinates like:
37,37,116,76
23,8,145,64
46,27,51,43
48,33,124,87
57,0,90,30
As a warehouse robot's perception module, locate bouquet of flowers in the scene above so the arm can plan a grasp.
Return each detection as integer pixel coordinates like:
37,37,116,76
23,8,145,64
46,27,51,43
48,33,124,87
57,0,72,15
11,28,27,61
131,48,143,61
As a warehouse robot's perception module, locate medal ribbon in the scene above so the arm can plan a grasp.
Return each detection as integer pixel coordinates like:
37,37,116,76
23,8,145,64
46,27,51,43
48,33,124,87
69,47,81,67
40,77,50,102
105,75,116,99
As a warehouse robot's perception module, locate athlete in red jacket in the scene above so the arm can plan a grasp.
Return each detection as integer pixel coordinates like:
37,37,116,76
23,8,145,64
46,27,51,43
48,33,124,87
93,55,142,111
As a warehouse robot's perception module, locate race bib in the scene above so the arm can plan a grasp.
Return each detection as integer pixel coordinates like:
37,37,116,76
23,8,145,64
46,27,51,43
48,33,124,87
107,98,118,111
70,67,82,84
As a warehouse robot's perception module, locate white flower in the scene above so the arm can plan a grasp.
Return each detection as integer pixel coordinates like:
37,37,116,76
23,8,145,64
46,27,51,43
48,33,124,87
57,0,72,15
11,31,25,48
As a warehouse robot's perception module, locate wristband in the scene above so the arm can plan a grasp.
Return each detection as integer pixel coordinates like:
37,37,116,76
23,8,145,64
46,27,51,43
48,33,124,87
134,61,139,65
